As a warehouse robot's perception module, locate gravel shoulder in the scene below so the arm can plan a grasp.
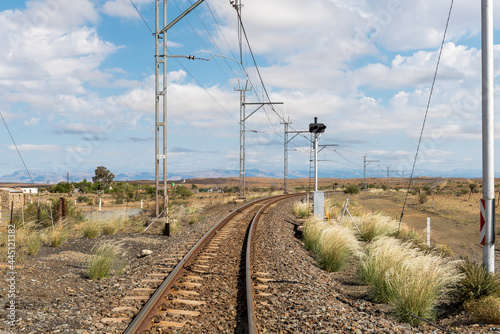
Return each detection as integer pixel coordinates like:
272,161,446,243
1,196,499,333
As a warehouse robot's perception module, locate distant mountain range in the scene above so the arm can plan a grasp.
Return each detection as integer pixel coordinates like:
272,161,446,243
0,168,494,184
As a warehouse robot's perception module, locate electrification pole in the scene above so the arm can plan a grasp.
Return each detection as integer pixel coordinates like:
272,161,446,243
481,0,495,273
363,155,379,190
237,97,283,198
154,0,205,219
386,167,399,189
282,121,309,194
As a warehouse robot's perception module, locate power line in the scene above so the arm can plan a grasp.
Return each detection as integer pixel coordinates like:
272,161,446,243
129,0,154,34
334,149,362,167
129,0,238,121
0,111,35,185
399,0,454,229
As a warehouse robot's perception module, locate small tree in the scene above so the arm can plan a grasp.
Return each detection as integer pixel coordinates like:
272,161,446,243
92,166,115,190
468,183,478,201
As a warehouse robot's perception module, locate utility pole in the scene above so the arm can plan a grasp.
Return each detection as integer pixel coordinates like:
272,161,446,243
386,167,399,189
154,0,205,219
282,118,309,194
363,155,379,190
482,0,495,273
237,94,283,198
235,83,251,198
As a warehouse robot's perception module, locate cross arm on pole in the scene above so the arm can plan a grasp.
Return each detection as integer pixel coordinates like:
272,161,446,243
160,0,205,33
242,102,283,121
318,144,339,153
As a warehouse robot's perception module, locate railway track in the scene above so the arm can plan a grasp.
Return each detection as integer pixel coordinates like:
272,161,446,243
122,193,301,334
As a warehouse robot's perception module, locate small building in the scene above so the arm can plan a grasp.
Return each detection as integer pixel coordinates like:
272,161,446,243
21,187,38,194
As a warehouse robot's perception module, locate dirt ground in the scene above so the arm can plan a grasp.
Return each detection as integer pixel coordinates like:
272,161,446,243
349,190,499,268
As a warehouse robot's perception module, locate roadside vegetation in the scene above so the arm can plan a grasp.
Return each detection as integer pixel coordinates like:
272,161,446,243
297,196,500,327
87,241,126,279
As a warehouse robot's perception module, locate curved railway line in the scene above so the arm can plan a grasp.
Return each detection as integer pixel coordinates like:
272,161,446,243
122,193,301,334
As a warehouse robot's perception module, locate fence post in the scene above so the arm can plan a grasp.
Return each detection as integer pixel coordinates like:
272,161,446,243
427,217,431,247
10,201,13,226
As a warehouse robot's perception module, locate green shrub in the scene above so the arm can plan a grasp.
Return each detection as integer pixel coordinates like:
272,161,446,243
452,258,500,303
417,193,428,204
344,185,360,194
88,241,126,279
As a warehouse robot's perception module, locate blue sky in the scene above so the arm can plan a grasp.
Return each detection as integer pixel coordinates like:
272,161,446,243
1,0,500,181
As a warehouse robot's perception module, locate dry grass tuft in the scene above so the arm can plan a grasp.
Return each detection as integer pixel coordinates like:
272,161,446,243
317,224,361,272
302,216,330,254
357,213,399,241
388,254,460,325
293,201,311,218
464,296,500,324
45,224,68,247
359,237,419,302
82,220,100,239
87,241,126,279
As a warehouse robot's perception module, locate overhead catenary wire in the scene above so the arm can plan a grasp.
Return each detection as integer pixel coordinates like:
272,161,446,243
129,0,238,121
173,0,240,83
0,111,36,186
398,0,454,231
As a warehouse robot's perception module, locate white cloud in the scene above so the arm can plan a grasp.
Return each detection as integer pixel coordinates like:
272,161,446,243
24,117,40,127
101,0,152,19
9,144,59,151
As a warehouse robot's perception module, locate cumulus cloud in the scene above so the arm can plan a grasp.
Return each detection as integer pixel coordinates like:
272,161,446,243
101,0,152,19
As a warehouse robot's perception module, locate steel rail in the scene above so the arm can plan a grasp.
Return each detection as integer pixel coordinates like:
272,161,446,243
245,193,302,334
123,194,295,334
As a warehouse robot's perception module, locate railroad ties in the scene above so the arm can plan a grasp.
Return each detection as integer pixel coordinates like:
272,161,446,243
121,194,302,334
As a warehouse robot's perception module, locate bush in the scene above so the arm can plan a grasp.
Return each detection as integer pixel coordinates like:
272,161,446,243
452,258,500,303
77,195,92,204
175,186,193,199
88,241,126,279
344,185,360,194
417,193,428,204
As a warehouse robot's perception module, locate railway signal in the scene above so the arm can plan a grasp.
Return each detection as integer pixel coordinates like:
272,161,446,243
309,117,326,218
